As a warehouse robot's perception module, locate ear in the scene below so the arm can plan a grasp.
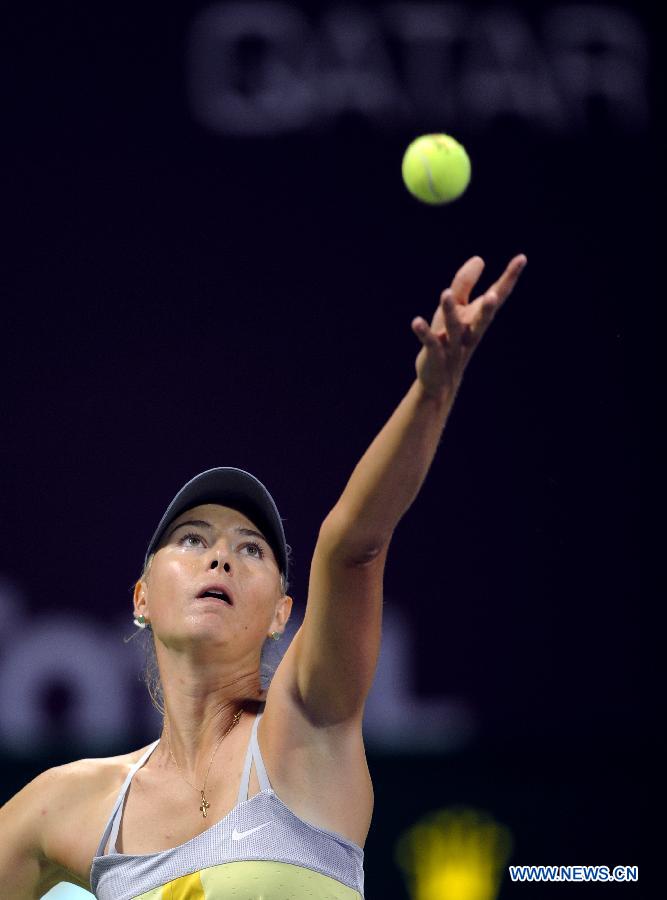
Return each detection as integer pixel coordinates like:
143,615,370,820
270,594,293,635
133,579,148,620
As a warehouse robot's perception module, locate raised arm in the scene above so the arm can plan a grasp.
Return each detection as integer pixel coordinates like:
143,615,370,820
289,254,527,725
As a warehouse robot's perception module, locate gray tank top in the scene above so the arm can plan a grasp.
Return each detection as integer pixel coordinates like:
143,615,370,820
89,707,365,899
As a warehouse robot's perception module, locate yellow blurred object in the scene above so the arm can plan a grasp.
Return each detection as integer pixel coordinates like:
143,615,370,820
395,806,513,900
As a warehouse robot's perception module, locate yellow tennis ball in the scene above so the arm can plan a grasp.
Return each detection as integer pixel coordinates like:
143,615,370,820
401,133,471,205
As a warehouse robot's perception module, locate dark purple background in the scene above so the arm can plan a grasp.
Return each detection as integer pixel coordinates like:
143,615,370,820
1,1,649,895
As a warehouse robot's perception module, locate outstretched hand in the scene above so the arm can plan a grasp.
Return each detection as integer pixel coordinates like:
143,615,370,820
412,254,527,397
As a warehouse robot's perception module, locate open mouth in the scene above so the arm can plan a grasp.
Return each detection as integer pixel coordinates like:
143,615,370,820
197,588,233,605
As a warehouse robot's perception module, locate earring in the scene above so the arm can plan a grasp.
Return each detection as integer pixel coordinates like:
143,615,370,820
270,631,280,641
134,614,148,628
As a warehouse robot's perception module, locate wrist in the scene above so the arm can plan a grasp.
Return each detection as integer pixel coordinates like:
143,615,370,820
413,376,460,410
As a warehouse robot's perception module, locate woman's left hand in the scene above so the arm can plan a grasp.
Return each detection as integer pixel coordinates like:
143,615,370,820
412,254,527,398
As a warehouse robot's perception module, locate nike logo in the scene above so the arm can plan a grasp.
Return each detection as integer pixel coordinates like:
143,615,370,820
231,823,271,840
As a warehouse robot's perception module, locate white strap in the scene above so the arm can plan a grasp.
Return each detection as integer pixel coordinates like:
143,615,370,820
236,710,271,802
97,738,160,856
251,712,272,792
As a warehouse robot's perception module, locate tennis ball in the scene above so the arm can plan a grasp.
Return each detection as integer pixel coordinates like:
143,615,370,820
401,133,471,205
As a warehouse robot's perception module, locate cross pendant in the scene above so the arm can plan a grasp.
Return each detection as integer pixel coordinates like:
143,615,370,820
200,791,210,818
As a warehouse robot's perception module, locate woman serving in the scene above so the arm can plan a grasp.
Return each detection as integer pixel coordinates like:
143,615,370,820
0,253,526,899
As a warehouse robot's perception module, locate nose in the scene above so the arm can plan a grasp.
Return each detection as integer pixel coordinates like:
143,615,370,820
210,559,231,573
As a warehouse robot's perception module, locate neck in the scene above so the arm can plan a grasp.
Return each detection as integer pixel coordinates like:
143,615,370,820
155,652,265,779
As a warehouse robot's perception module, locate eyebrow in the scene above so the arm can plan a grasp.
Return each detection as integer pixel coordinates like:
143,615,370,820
167,519,211,539
167,519,269,545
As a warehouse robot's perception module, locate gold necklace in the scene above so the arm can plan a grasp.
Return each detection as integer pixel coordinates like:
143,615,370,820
164,707,244,818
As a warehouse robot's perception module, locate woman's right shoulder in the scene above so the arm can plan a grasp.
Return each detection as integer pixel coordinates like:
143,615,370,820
44,744,151,799
0,744,157,894
46,745,158,868
29,743,154,816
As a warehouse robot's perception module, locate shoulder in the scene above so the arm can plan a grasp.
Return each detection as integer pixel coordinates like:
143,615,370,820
38,745,153,815
0,744,157,892
0,760,107,894
45,745,155,843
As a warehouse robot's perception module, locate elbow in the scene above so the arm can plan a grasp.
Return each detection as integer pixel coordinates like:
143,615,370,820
319,509,391,566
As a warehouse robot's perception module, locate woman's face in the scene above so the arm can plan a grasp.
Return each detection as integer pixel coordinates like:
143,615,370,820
135,503,290,658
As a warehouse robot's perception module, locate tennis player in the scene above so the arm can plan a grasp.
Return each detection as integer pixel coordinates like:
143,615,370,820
0,254,526,899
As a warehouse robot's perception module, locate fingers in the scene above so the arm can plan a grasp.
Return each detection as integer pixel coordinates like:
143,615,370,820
412,316,444,350
466,290,500,344
484,254,527,307
464,253,527,342
447,256,485,305
439,288,463,342
417,252,526,354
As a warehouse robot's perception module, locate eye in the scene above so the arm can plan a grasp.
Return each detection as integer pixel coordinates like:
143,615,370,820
241,541,265,559
178,531,207,548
